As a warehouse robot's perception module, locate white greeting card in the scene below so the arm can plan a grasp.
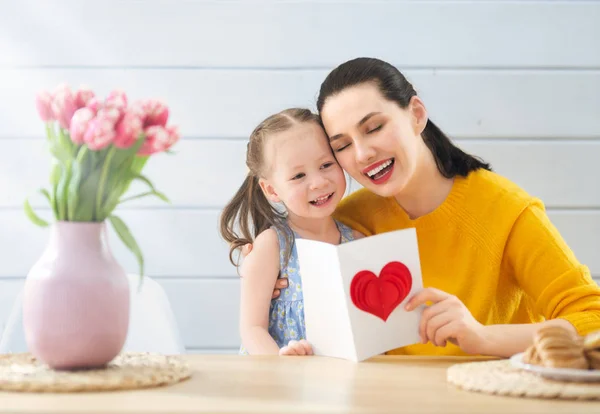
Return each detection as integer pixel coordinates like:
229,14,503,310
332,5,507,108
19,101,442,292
295,228,424,362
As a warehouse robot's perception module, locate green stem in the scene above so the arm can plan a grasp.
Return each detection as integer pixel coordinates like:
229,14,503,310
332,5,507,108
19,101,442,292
76,146,88,165
95,145,116,221
58,127,74,157
45,123,54,142
49,161,61,220
67,147,89,221
58,162,71,220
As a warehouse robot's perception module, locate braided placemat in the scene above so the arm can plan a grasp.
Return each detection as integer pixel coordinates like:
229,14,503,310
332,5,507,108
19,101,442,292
447,359,600,400
0,352,191,393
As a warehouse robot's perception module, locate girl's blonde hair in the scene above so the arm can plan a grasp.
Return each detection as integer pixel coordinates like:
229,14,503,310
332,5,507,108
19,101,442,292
219,108,321,267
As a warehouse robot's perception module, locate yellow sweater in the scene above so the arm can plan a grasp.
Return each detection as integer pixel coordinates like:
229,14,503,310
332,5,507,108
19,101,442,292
333,169,600,356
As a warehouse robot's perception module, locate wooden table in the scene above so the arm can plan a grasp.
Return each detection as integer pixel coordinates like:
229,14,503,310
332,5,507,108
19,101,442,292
1,355,599,413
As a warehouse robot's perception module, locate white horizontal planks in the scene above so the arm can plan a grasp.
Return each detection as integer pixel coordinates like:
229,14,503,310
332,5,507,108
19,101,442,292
456,140,600,209
1,1,599,68
0,280,23,338
160,279,241,349
1,139,599,209
0,209,232,278
0,69,599,139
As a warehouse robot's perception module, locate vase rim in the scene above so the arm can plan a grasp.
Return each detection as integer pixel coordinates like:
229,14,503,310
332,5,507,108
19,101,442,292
54,220,105,226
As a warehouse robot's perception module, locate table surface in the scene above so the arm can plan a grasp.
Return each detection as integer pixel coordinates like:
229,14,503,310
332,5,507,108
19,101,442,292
1,355,599,413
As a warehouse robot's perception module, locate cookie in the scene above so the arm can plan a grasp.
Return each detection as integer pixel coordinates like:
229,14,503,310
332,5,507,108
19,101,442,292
523,344,542,365
584,330,600,350
533,325,588,370
585,349,600,370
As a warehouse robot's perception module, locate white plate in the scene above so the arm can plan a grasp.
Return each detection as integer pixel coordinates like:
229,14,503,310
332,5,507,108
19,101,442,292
510,352,600,382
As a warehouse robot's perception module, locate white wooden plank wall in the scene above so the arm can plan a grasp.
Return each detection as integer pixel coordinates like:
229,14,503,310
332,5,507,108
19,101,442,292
0,1,598,353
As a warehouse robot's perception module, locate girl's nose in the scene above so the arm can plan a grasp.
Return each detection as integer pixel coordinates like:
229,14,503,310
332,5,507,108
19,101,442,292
310,175,328,190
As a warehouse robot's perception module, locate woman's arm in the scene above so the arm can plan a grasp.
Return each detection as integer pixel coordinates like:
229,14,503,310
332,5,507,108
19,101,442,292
471,201,600,357
504,202,600,333
477,319,576,357
406,288,577,357
489,202,600,350
407,201,600,357
238,229,281,355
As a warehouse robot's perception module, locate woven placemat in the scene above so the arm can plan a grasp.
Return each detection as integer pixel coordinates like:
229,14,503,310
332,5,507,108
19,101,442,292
447,359,600,400
0,352,191,393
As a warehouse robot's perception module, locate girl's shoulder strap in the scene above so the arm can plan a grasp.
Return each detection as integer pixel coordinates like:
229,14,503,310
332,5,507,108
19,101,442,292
335,220,356,243
270,223,295,270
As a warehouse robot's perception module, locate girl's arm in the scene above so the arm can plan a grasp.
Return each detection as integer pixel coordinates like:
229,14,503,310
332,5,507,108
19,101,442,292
239,228,282,355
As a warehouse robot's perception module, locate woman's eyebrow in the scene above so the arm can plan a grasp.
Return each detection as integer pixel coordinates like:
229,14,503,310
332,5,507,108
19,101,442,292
357,112,381,126
329,133,344,142
329,112,382,142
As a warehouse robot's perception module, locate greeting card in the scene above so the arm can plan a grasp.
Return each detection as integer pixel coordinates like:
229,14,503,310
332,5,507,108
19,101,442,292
296,228,424,361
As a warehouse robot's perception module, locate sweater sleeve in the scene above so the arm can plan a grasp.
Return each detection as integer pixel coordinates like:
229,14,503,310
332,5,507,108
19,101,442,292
502,200,600,335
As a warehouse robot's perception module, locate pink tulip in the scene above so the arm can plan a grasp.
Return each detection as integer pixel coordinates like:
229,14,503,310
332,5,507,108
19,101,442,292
74,86,95,109
114,111,143,149
69,107,95,145
104,90,128,112
138,125,179,155
142,99,169,127
86,97,101,114
166,125,180,148
138,126,167,155
51,84,77,130
35,91,54,122
84,116,117,151
97,107,123,124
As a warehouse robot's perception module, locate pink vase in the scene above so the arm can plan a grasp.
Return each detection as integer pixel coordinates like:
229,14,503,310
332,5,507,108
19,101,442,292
23,221,130,370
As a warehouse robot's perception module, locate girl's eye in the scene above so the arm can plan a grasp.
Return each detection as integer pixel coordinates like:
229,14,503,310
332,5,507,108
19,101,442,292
367,125,382,134
321,162,334,169
291,173,305,180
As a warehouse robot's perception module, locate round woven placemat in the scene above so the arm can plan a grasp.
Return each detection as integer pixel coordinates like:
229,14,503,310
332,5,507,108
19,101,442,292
447,359,600,400
0,352,191,393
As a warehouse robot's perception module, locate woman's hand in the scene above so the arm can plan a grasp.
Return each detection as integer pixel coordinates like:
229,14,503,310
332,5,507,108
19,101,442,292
240,244,288,299
405,287,487,355
279,340,314,356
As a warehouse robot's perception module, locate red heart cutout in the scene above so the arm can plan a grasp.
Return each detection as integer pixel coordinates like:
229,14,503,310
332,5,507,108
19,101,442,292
350,261,412,322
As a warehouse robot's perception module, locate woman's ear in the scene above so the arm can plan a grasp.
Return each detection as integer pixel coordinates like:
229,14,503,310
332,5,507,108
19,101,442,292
409,96,428,135
258,178,281,203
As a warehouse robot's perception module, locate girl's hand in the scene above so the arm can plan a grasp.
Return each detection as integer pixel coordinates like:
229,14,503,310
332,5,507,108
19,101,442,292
240,244,288,299
279,340,314,356
405,287,487,355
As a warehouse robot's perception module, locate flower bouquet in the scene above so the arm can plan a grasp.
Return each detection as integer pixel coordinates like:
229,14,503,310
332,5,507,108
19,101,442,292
21,84,179,369
26,84,179,276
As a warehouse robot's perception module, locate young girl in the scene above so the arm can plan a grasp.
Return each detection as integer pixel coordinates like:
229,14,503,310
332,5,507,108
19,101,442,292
219,108,363,356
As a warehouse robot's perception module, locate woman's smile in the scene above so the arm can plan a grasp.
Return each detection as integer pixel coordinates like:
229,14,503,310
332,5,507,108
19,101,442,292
363,158,395,184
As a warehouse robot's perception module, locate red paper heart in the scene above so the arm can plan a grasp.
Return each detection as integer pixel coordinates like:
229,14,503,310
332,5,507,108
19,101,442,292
350,261,412,322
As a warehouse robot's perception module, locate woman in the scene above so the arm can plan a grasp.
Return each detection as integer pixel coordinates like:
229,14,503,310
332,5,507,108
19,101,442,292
240,57,600,357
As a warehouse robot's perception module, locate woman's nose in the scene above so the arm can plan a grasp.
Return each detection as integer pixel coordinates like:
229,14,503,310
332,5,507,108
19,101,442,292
354,140,376,164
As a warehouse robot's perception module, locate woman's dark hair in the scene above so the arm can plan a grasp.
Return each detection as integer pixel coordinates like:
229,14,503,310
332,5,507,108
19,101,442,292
317,57,491,177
